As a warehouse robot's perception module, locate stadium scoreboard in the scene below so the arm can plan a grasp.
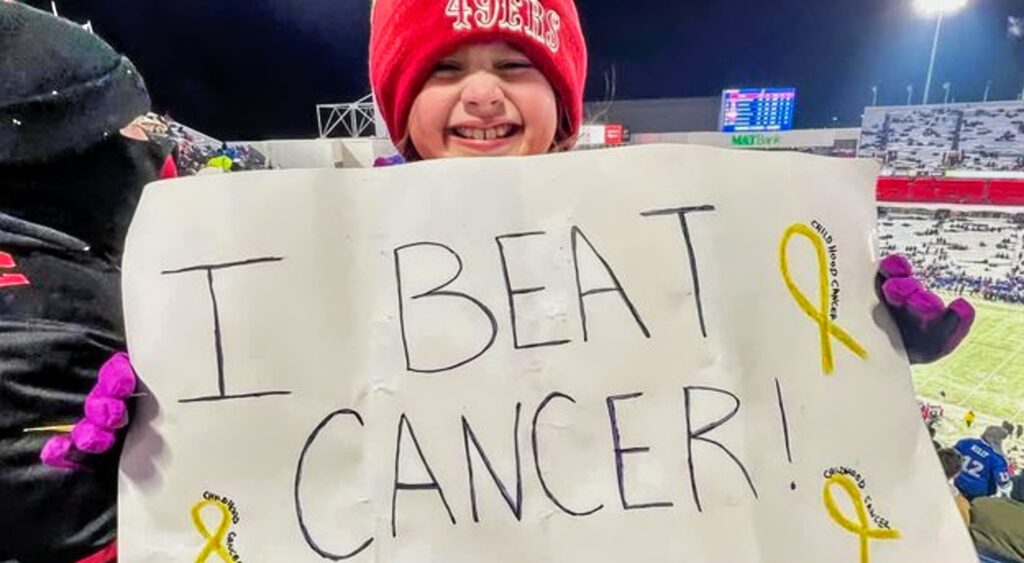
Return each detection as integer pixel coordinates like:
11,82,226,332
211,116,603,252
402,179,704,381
720,88,796,132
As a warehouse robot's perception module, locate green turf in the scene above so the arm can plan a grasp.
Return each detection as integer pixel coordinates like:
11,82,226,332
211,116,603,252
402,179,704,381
913,296,1024,425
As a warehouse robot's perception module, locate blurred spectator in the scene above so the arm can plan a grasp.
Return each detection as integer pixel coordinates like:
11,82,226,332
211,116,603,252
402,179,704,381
137,114,270,175
971,474,1024,563
955,426,1012,501
938,448,971,525
206,153,234,172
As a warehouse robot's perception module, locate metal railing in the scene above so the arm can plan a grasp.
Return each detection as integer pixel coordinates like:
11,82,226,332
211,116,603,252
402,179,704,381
316,94,379,138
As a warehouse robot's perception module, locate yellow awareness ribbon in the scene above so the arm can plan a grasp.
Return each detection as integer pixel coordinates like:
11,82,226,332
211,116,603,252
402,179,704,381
191,498,234,563
779,223,868,374
823,474,901,563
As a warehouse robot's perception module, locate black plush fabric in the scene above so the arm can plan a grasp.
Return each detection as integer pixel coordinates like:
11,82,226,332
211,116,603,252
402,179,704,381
0,2,151,164
0,215,125,563
0,135,164,260
0,134,166,562
0,7,164,557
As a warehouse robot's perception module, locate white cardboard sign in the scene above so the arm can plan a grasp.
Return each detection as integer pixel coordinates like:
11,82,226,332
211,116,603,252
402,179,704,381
119,145,975,562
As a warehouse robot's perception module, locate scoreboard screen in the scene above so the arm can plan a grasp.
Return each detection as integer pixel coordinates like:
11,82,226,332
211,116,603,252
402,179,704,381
720,88,796,132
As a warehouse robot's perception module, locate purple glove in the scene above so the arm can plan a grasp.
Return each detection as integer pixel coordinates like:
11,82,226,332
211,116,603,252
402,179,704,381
878,255,975,364
373,154,405,167
41,352,137,470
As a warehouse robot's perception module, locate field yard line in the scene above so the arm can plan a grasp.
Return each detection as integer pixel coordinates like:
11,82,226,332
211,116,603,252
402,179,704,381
1010,382,1024,423
914,361,944,389
917,306,1008,399
958,331,1024,412
1011,402,1024,424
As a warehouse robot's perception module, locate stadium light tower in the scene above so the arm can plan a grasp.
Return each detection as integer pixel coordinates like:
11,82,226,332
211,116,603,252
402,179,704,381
914,0,969,105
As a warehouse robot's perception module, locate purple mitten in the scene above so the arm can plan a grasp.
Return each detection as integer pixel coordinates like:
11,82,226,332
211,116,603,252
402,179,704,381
41,435,84,471
373,154,405,167
71,420,116,454
877,255,975,364
84,393,128,429
93,352,137,399
882,277,945,322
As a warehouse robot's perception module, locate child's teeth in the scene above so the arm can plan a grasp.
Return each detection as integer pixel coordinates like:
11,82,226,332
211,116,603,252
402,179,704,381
455,126,514,140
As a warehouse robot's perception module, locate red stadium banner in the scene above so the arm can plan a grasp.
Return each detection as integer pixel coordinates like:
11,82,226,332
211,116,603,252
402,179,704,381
604,124,624,146
877,177,1024,206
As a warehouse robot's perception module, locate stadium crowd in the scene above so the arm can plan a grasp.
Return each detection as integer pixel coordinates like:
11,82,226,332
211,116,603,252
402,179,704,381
136,113,271,175
880,208,1024,304
861,103,1024,175
923,402,1024,562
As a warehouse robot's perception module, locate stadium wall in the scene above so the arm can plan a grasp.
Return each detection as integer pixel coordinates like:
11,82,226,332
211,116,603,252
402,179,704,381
239,138,397,169
633,128,861,150
877,176,1024,206
242,139,343,168
584,97,721,133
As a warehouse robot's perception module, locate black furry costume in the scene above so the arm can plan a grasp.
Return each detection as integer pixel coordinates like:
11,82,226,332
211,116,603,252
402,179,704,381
0,4,166,561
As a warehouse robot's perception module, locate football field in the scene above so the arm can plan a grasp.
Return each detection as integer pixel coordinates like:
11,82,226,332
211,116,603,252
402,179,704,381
913,296,1024,443
914,297,1024,423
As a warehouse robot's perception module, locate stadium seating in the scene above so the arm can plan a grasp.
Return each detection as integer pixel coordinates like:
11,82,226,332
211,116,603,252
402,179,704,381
861,102,1024,176
141,114,270,175
878,207,1024,304
989,180,1024,206
876,177,1024,206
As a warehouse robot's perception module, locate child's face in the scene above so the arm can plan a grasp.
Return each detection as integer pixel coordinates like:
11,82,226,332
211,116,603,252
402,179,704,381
407,41,558,159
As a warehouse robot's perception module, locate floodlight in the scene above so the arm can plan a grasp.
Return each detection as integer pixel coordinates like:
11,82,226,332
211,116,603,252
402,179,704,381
913,0,968,16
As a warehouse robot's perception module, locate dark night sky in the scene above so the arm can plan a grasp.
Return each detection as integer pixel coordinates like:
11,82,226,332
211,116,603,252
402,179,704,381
25,0,1024,140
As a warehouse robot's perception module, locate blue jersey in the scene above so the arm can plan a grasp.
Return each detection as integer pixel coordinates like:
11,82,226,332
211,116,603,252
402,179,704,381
954,438,1010,500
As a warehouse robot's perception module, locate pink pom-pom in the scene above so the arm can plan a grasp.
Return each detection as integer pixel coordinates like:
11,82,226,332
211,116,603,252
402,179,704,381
71,420,116,454
904,289,946,324
881,277,925,307
879,254,913,279
41,435,83,470
84,394,128,429
94,352,137,399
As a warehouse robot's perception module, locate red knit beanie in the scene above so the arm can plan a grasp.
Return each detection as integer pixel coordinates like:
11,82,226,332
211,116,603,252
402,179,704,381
370,0,588,157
